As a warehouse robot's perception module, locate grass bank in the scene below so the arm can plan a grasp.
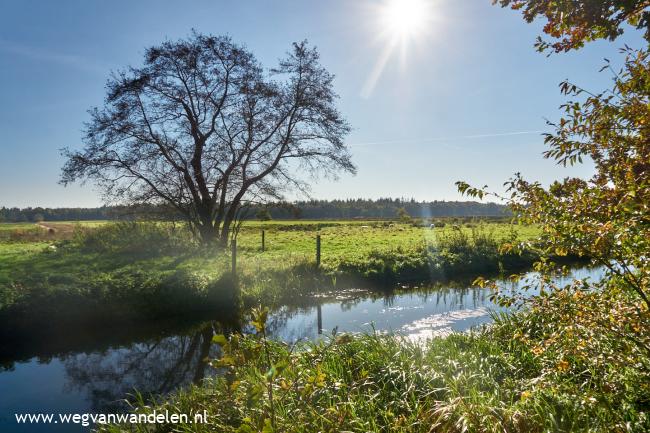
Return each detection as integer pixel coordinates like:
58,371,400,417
98,284,650,433
0,220,559,337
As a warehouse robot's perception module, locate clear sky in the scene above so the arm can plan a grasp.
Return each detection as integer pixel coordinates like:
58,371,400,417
0,0,645,208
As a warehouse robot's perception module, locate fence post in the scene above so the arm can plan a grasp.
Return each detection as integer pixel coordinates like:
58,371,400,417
231,238,237,278
315,235,322,334
261,230,265,252
317,303,323,335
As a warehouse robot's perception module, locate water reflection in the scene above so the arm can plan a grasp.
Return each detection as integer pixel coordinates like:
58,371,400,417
0,266,605,433
268,283,499,344
62,325,219,412
50,314,309,415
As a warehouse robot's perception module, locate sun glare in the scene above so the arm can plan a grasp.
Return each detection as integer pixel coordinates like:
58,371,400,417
361,0,435,98
379,0,431,40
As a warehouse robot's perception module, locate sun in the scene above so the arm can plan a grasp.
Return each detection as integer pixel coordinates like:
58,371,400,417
379,0,431,40
361,0,436,98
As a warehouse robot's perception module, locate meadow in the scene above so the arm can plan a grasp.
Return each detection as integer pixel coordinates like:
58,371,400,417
0,218,539,271
0,220,642,433
0,218,547,337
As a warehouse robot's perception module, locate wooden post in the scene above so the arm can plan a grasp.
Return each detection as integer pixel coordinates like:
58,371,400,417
261,230,265,252
315,234,323,334
231,238,237,278
317,303,323,335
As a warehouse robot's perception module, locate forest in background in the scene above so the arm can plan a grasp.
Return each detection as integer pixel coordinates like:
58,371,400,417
0,199,509,222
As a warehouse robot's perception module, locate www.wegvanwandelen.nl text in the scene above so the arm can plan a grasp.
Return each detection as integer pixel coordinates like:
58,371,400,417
15,410,209,427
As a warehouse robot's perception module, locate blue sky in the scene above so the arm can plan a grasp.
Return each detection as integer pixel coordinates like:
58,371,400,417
0,0,644,208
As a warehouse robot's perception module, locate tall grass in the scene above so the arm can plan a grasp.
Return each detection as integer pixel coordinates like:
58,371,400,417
0,225,59,242
98,287,650,433
431,224,538,276
327,225,539,285
69,221,198,256
0,221,548,334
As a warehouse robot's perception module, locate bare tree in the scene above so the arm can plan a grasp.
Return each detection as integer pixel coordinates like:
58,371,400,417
61,32,355,245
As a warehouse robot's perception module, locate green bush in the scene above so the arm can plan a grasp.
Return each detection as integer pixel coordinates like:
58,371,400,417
71,222,196,256
98,292,650,433
428,225,536,277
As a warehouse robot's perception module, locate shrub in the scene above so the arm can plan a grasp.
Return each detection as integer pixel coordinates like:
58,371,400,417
433,226,500,275
98,295,650,433
71,222,196,256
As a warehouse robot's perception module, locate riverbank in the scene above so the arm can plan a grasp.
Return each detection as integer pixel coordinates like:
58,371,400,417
97,283,650,433
0,220,562,339
0,266,607,432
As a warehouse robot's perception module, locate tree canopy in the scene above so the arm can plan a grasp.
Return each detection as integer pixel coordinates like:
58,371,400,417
456,0,650,389
61,33,354,245
494,0,650,52
0,200,509,223
461,47,649,305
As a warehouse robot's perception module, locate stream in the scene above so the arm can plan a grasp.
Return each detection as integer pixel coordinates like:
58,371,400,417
0,266,604,432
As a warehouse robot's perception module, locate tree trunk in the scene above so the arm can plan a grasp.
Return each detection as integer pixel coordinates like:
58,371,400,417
218,223,231,248
198,222,218,245
196,201,220,245
219,192,247,247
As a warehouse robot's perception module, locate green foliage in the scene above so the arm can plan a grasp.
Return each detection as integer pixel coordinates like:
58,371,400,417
256,208,272,222
494,0,650,52
433,225,516,275
70,221,197,256
500,48,649,308
458,47,650,305
455,21,650,433
485,286,650,432
396,206,412,223
99,291,650,433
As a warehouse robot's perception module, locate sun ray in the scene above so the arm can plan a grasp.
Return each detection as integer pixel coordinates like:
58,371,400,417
361,36,399,99
362,0,436,98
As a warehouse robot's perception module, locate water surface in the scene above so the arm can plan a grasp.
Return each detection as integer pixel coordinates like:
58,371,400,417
0,267,604,432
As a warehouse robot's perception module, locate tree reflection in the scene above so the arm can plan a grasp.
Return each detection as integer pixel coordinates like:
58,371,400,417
62,320,239,412
59,309,314,413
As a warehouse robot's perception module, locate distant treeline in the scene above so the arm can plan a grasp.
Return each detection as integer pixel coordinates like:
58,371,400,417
0,199,509,222
0,206,152,223
260,199,509,220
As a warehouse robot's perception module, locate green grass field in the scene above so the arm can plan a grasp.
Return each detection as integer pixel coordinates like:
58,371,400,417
0,219,539,262
0,219,545,332
0,218,541,283
5,220,638,433
237,219,538,257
